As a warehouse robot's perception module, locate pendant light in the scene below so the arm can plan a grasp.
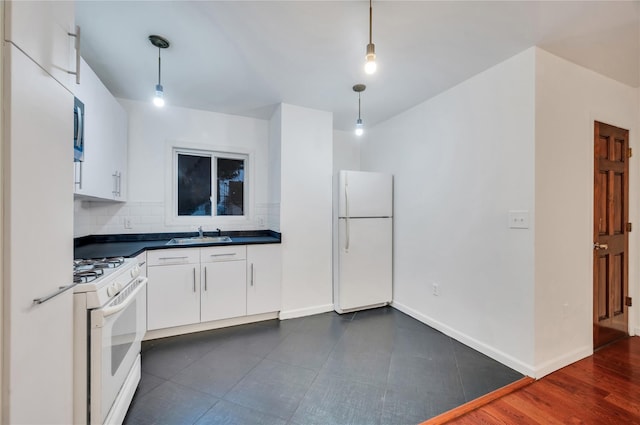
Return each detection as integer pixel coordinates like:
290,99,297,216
353,84,366,136
364,0,377,74
149,35,170,107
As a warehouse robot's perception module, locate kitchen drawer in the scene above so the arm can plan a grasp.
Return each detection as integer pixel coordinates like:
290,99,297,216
147,248,199,266
200,246,246,263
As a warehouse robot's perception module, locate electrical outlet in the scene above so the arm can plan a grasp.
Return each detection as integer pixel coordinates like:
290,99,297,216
508,210,529,229
432,283,440,296
124,218,132,229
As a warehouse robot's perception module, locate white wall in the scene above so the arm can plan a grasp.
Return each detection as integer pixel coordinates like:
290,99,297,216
74,100,273,236
361,49,537,375
361,46,640,378
278,104,334,319
333,129,361,173
533,48,639,376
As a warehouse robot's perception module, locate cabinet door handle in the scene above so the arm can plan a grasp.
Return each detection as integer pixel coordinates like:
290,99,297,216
193,267,196,292
112,172,118,196
158,256,188,261
33,282,78,305
74,162,83,190
210,253,236,257
250,264,254,286
112,171,122,197
204,267,208,291
67,25,81,84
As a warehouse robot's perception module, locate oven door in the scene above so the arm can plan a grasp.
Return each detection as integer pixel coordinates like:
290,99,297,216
90,277,147,424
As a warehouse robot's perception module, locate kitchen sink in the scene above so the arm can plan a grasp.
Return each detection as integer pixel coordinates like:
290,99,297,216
166,236,232,245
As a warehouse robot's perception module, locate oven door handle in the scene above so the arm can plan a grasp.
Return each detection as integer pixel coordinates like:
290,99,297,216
99,277,147,321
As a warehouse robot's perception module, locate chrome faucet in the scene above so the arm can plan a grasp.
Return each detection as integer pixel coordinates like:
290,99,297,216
198,226,203,238
216,228,222,236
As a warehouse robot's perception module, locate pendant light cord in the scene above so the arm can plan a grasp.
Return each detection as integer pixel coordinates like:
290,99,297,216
369,0,373,44
358,92,362,120
157,47,162,86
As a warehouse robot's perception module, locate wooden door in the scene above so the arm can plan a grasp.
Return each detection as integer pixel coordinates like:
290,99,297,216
593,121,630,349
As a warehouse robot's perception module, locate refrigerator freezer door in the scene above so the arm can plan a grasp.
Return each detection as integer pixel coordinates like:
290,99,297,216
337,217,392,312
339,170,393,218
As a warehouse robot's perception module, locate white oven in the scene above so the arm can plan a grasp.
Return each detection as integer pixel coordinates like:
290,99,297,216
90,276,147,424
74,258,147,424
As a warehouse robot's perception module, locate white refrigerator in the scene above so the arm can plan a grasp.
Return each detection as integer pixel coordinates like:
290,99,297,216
334,170,393,314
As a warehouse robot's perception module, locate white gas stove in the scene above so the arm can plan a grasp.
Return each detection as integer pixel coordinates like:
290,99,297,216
73,256,147,424
73,257,141,308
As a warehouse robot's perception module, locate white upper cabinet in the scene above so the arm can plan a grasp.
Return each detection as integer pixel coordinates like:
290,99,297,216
74,58,128,201
4,0,78,92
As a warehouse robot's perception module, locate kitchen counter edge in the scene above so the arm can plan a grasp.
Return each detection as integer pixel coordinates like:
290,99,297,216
74,230,281,259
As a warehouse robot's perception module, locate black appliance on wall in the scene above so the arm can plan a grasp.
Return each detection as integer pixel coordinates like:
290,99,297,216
74,97,84,162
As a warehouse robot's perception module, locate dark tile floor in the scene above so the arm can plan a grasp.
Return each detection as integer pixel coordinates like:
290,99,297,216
124,306,523,425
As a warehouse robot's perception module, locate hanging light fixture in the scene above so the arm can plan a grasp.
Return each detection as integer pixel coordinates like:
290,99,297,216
364,0,377,74
353,84,366,136
149,35,170,107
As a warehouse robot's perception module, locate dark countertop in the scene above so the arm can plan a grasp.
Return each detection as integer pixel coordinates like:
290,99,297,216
74,230,281,259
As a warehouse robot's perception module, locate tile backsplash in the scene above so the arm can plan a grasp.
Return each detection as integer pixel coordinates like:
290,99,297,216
74,200,280,237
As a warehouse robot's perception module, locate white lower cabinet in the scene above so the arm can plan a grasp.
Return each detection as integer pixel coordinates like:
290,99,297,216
147,248,200,330
247,245,282,315
147,262,200,331
201,261,247,322
200,246,247,322
147,246,257,331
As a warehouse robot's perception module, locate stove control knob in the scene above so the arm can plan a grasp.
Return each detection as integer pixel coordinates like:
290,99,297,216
131,265,139,278
107,285,118,297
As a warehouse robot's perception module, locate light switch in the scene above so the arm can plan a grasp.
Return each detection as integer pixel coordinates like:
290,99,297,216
508,210,529,229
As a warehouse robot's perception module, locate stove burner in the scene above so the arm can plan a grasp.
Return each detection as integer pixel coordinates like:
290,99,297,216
73,257,124,283
73,269,104,283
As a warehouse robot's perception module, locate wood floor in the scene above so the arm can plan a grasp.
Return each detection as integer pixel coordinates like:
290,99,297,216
423,336,640,425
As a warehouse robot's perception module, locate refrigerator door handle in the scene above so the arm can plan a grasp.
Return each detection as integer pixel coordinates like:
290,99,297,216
344,176,350,251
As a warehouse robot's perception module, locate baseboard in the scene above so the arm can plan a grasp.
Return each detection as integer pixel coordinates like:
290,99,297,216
391,301,536,377
533,345,592,379
279,303,334,320
634,327,640,336
144,312,279,340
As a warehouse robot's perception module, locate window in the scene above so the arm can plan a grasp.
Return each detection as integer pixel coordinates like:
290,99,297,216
216,158,244,215
175,149,247,218
177,154,212,216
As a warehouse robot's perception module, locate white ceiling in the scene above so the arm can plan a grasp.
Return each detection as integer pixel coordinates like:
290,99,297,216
76,1,640,131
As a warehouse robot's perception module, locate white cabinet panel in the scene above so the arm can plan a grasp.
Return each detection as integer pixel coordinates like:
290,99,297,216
147,264,200,330
201,245,246,263
4,44,74,424
73,58,127,201
247,245,282,315
147,248,200,266
4,0,77,91
201,261,247,322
